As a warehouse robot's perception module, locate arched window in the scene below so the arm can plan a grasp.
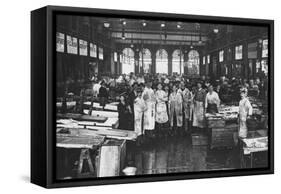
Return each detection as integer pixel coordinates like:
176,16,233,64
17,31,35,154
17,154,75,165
172,49,184,75
121,48,135,74
187,50,200,75
156,49,168,74
139,48,152,73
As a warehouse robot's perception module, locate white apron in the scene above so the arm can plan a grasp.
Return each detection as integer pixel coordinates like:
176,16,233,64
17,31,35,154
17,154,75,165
142,88,156,131
192,101,205,128
143,101,156,130
134,97,146,136
155,90,169,124
169,92,183,127
238,98,253,138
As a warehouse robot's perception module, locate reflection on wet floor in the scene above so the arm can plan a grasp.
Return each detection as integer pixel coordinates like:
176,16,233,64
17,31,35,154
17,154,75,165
127,134,241,175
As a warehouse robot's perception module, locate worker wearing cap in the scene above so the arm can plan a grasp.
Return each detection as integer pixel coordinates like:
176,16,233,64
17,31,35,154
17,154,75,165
238,87,253,138
134,87,146,137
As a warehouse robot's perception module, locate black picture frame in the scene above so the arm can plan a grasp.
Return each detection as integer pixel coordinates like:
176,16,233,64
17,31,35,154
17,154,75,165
31,5,274,188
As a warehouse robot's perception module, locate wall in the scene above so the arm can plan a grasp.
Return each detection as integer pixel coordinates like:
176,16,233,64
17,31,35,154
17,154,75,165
56,15,117,84
202,26,268,80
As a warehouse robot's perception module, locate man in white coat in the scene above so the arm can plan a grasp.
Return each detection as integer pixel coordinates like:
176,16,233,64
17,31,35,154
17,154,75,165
142,80,156,138
238,88,253,138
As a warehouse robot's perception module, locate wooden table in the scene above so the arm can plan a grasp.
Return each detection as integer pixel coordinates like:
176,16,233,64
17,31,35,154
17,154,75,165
56,135,105,178
57,113,107,122
83,101,118,111
240,130,268,168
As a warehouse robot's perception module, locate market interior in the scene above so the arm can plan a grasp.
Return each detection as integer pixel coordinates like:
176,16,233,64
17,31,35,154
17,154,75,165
55,15,269,179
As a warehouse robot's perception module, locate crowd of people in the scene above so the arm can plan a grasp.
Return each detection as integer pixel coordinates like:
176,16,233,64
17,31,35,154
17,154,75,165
89,73,268,144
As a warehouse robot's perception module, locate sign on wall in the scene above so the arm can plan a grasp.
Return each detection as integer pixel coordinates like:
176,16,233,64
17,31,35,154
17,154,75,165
56,32,65,52
79,39,88,56
90,43,97,58
114,52,118,62
66,35,78,54
99,47,104,60
248,42,257,59
262,39,268,58
219,50,224,62
235,45,243,60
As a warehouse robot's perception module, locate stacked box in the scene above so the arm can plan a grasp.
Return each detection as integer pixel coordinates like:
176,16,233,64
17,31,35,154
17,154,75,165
211,124,238,149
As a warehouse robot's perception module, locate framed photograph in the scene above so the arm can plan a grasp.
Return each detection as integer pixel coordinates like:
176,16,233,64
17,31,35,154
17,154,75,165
31,5,274,188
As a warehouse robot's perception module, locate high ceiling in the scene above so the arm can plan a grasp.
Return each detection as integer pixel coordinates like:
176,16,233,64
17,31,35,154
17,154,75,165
93,17,226,46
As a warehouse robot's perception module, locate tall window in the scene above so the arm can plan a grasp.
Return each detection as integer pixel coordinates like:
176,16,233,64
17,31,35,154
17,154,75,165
219,50,224,62
156,49,168,74
235,45,243,60
139,48,152,73
121,48,135,74
202,56,206,65
187,50,200,75
172,49,184,75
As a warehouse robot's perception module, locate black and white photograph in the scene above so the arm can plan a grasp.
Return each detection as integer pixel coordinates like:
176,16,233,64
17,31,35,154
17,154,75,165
55,13,270,180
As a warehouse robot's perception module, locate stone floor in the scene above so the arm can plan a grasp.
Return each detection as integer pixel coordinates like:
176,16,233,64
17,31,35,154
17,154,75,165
125,131,268,175
56,130,268,179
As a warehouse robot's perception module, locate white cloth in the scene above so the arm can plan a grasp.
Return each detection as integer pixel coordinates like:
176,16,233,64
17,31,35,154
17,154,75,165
205,91,220,108
192,101,205,128
155,90,169,124
142,87,156,130
238,97,253,138
93,82,101,97
134,97,146,136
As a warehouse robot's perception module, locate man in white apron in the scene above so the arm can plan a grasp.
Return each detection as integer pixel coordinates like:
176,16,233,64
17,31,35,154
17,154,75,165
134,87,146,137
192,82,206,128
238,88,253,138
142,81,156,137
180,82,193,133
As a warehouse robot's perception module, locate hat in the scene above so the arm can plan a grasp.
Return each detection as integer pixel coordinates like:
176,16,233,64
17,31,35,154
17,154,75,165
136,87,142,93
240,87,248,94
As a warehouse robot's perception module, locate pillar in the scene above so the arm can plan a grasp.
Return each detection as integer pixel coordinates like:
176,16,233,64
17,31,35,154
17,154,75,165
168,50,172,75
151,51,156,74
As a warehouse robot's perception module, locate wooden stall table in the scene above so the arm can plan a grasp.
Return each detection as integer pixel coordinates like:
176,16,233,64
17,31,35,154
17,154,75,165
83,101,118,112
83,109,119,118
56,101,76,108
57,113,107,122
57,116,119,130
56,135,105,178
77,117,119,129
240,130,268,168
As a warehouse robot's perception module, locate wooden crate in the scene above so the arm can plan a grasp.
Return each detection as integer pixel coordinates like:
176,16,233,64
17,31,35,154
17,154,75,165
207,119,225,128
96,139,126,177
211,125,237,148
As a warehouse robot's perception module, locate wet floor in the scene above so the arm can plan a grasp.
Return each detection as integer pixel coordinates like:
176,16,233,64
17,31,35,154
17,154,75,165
126,133,244,175
56,131,268,179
